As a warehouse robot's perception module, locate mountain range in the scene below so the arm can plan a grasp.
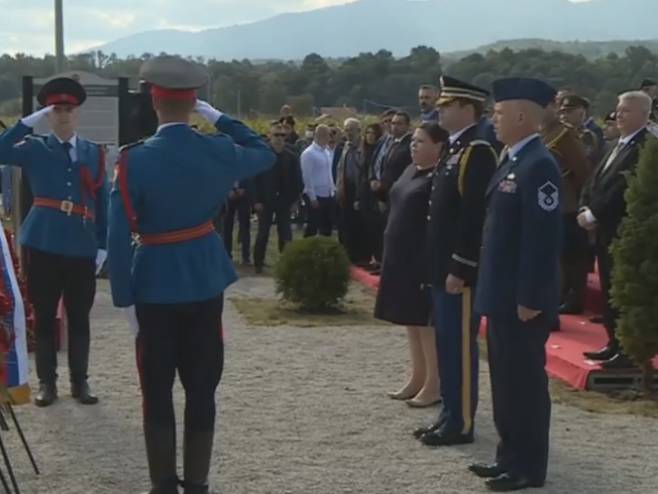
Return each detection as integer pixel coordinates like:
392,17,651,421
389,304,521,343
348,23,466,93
92,0,658,60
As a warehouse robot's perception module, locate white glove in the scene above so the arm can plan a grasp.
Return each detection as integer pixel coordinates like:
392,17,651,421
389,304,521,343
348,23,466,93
122,306,139,337
95,249,108,275
21,106,54,128
194,100,223,124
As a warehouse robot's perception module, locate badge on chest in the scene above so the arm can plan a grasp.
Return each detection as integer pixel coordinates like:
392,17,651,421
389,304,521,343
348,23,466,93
497,173,517,194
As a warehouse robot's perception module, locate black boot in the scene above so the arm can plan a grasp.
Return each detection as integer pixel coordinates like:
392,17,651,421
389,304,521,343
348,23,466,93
143,423,179,494
34,382,58,407
183,429,218,494
71,381,99,405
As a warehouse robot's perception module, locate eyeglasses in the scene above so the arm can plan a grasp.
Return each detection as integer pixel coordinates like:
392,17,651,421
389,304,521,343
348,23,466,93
272,133,287,138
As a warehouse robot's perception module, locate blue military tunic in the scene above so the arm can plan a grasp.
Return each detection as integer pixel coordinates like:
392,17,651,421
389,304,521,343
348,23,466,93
475,134,562,320
107,116,275,308
0,122,108,259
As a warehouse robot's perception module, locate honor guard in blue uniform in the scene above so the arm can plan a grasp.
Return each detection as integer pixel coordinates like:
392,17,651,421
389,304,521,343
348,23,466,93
0,77,108,407
107,56,275,494
415,76,497,447
470,78,562,492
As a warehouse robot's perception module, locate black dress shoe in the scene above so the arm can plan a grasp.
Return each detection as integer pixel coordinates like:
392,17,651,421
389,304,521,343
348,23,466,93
72,382,99,405
468,463,507,479
34,383,58,407
420,429,474,446
412,420,443,439
559,302,583,315
600,353,636,370
583,345,618,361
485,473,543,491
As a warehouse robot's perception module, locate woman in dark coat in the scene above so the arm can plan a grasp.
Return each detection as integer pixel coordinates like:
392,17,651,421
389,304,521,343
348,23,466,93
374,122,448,408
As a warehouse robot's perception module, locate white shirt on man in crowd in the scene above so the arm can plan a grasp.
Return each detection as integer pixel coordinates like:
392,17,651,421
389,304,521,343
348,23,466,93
301,141,335,201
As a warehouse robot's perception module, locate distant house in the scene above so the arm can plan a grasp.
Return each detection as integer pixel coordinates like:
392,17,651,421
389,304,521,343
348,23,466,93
318,106,358,122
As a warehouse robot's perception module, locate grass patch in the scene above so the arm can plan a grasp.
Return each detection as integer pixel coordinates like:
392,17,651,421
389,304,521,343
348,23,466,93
550,380,658,418
231,290,385,328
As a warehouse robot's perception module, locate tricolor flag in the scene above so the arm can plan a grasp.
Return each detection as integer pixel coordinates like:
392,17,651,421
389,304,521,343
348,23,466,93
0,228,29,405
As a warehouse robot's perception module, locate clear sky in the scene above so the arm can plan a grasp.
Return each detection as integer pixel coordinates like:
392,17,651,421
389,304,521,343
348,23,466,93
0,0,591,56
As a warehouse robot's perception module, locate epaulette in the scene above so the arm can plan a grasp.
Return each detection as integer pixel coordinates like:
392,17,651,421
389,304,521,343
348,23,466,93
545,126,569,149
25,134,48,143
467,139,494,148
118,139,145,153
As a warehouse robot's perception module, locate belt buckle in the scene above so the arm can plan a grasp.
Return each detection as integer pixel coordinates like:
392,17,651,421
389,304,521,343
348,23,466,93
60,200,74,216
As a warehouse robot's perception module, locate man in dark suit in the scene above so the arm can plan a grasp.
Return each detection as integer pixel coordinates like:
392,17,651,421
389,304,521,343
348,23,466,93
371,111,412,206
253,120,303,273
472,78,561,492
578,91,653,369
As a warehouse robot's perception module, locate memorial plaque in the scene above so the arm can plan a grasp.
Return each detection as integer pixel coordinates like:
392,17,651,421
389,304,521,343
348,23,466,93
32,71,120,146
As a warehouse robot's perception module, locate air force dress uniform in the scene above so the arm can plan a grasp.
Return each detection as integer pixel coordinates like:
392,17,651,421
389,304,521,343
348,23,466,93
473,78,562,491
107,56,275,494
418,77,497,447
0,77,108,407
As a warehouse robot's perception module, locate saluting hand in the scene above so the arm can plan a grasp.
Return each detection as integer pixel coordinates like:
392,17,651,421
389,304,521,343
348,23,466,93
194,99,223,124
445,274,464,295
21,105,54,128
518,305,542,322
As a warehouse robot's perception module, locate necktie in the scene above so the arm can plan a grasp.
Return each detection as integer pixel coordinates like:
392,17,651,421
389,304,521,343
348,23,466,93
602,140,625,173
62,141,73,164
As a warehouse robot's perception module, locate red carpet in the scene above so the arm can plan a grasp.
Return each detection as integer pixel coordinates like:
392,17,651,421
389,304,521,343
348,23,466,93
352,267,658,390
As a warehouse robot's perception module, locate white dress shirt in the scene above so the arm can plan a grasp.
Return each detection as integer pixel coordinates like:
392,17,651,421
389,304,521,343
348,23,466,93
449,124,477,146
301,142,335,201
507,133,540,161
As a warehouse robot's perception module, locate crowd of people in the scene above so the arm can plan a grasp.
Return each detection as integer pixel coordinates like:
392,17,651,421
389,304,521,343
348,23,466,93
0,51,656,493
214,75,657,491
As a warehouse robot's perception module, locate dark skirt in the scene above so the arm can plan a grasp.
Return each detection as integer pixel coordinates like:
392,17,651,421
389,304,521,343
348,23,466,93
374,233,432,326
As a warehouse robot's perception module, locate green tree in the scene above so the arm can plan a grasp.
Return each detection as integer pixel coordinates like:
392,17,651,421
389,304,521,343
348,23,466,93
611,137,658,394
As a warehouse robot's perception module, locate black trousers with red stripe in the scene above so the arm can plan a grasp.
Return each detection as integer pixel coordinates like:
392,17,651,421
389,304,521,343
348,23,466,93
135,296,224,431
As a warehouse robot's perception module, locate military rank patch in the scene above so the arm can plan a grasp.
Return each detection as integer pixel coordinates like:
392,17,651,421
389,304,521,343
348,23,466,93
538,181,559,211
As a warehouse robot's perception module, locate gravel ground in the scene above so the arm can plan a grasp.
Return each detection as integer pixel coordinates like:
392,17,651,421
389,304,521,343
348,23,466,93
3,276,658,494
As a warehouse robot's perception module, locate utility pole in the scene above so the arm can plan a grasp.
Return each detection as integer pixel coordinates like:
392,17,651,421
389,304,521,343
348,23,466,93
54,0,65,73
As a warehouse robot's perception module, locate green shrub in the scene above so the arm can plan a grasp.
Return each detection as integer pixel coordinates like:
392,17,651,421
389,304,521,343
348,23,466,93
611,137,658,393
274,236,350,312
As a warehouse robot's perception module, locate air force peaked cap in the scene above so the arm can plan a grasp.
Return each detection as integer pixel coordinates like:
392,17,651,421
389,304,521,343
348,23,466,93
492,77,557,108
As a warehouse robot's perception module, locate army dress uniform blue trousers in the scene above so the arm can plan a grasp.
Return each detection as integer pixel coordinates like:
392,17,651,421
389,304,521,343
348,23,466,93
135,296,225,431
433,287,479,437
487,314,551,485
